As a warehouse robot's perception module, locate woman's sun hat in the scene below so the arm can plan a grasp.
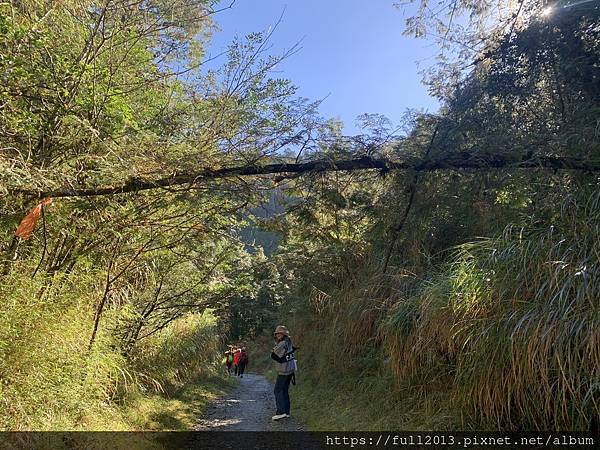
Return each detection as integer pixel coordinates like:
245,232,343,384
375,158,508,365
273,325,290,336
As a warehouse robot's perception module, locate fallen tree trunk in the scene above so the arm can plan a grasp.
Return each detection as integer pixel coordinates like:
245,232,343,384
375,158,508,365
13,155,600,200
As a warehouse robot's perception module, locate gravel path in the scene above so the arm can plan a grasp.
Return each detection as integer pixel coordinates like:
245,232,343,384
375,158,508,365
195,373,304,431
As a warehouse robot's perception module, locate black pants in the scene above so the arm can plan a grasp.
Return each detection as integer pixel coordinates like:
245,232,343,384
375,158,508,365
274,373,293,415
238,362,246,375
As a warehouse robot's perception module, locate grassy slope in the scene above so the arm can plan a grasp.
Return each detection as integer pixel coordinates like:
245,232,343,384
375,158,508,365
0,374,236,450
290,376,457,431
248,333,457,430
0,276,235,431
252,193,600,431
283,325,463,431
122,375,235,430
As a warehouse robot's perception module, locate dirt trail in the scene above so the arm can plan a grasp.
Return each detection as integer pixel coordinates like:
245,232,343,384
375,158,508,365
195,373,304,431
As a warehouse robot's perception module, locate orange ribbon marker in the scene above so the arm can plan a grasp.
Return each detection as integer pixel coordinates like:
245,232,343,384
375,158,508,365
15,198,53,240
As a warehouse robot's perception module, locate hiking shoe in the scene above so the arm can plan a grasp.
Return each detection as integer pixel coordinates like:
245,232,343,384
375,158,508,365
272,414,287,421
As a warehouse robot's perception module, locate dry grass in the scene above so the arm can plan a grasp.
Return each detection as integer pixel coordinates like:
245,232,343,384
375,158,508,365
287,190,599,430
380,191,600,429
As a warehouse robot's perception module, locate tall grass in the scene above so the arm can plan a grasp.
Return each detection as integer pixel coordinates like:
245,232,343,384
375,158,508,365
381,190,600,429
128,311,222,395
283,279,460,430
287,190,599,430
0,262,130,430
0,260,226,430
448,192,600,429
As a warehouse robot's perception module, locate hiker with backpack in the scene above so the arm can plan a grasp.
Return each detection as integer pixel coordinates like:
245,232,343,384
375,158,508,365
270,325,297,421
223,347,234,375
233,346,242,376
238,347,248,378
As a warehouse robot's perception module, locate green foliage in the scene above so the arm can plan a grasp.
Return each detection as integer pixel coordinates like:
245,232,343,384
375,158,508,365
274,189,599,431
384,191,599,429
0,256,226,429
129,311,222,394
448,193,600,429
0,0,317,430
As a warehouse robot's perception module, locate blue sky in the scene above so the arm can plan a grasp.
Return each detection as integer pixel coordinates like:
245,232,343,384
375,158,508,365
205,0,440,135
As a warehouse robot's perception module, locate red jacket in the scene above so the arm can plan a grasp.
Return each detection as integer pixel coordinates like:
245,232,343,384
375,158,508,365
233,350,241,365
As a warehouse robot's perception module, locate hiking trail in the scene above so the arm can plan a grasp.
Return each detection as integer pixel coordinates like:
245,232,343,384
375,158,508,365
195,373,304,431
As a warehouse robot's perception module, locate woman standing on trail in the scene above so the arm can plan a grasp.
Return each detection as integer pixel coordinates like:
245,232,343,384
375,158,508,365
270,325,297,421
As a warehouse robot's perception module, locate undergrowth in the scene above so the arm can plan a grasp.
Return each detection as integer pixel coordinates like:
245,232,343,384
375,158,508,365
282,190,599,431
0,266,229,430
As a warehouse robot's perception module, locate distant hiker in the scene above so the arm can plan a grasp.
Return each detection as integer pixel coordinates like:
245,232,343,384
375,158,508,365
233,347,242,376
238,347,248,378
270,325,297,421
224,347,234,375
